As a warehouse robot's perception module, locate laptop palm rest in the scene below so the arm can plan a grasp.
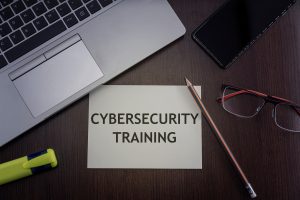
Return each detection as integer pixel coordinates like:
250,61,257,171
12,40,103,117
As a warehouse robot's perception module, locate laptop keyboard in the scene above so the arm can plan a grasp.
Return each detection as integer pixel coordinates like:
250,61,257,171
0,0,117,69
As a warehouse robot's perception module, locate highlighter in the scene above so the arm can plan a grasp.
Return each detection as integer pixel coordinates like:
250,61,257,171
0,148,58,185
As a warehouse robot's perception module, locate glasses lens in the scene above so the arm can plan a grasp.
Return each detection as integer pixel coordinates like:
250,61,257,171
275,104,300,132
222,86,265,118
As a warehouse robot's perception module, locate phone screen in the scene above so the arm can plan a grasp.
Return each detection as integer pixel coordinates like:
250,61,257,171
193,0,296,68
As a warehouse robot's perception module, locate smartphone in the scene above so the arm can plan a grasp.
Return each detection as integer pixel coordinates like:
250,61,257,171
192,0,296,69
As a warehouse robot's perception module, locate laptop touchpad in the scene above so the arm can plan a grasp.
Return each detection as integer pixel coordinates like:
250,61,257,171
13,41,103,117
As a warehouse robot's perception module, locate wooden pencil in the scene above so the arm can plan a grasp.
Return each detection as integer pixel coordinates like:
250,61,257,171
185,77,257,198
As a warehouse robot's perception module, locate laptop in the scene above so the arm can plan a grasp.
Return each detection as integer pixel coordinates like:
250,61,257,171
0,0,185,146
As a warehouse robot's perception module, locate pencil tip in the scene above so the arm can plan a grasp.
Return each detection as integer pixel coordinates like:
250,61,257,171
185,77,192,86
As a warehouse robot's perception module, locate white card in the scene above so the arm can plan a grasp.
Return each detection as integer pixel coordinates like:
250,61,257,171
88,85,202,169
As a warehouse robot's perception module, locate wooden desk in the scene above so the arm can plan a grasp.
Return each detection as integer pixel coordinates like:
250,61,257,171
1,1,299,199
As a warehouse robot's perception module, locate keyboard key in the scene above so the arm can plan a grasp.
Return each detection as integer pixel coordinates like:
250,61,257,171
83,0,91,3
59,0,67,2
5,20,67,63
21,23,36,37
98,0,112,7
32,2,47,16
9,16,24,30
9,30,24,44
75,6,90,21
0,0,13,7
57,3,71,17
68,0,82,10
0,55,8,69
0,22,12,37
86,0,101,14
20,9,35,23
11,1,26,14
63,13,78,28
44,0,59,9
33,16,48,30
0,6,14,21
45,9,59,23
23,0,37,7
0,37,12,51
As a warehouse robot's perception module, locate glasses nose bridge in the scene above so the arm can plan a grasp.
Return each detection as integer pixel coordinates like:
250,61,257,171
264,96,279,119
265,96,280,105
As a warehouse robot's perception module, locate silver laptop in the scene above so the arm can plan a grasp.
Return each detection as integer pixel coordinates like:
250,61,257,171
0,0,185,146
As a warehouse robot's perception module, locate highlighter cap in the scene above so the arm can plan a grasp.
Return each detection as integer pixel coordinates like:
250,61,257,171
0,148,58,185
24,149,58,172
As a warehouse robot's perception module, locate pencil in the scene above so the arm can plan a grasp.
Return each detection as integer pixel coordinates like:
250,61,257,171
185,77,257,198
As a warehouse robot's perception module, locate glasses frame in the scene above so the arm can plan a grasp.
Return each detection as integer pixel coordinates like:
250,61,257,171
217,84,300,132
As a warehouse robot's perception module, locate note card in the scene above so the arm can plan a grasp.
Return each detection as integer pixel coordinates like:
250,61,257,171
88,85,202,169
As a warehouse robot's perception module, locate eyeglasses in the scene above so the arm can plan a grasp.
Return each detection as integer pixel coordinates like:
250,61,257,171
217,85,300,132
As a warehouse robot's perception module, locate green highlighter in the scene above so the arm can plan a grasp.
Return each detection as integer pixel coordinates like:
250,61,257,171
0,148,58,185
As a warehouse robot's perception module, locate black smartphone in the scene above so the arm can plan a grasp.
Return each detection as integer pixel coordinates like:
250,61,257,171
192,0,296,69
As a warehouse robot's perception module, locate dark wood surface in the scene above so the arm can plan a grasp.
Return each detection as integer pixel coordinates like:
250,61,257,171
1,1,300,199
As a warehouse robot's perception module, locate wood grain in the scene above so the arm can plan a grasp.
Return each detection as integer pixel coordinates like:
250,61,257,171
1,0,300,199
